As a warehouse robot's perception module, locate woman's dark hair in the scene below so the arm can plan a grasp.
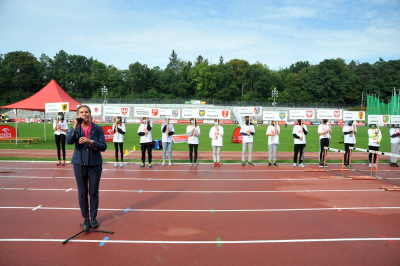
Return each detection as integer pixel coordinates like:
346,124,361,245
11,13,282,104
190,118,198,127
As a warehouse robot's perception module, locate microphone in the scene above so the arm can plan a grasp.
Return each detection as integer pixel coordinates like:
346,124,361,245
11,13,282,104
76,117,86,124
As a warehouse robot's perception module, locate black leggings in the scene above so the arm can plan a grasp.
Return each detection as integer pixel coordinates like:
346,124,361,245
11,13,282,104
114,142,123,162
55,134,66,160
319,138,330,163
294,144,306,164
141,142,152,163
344,143,354,165
368,146,379,164
189,144,198,163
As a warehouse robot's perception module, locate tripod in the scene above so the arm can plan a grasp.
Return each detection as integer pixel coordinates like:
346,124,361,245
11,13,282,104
63,123,113,244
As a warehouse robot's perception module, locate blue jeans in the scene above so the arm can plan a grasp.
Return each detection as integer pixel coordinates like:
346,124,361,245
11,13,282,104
163,142,173,161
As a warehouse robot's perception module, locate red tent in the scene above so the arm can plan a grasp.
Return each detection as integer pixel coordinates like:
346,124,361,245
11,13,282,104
0,79,81,111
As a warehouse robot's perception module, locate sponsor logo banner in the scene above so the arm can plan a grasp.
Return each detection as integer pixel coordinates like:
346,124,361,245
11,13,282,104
102,126,114,142
367,115,390,125
236,107,262,117
0,125,17,138
343,111,365,121
104,106,130,117
262,111,287,121
290,110,315,119
182,109,230,119
45,102,69,113
172,134,189,143
317,110,342,119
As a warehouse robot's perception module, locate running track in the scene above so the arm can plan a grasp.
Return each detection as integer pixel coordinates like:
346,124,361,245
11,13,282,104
0,162,399,265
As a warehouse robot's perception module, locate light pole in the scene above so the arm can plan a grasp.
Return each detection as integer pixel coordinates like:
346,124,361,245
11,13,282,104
101,86,108,122
272,88,278,107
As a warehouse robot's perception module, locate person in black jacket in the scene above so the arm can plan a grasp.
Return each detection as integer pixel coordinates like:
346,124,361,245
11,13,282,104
137,117,153,168
292,119,308,167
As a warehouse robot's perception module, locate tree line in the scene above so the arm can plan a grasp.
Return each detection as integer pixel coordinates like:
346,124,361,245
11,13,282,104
0,50,399,107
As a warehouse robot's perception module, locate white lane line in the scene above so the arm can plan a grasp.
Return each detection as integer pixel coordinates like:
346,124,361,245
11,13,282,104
65,188,72,192
0,188,384,193
332,206,342,212
32,205,42,211
0,238,399,244
1,206,399,212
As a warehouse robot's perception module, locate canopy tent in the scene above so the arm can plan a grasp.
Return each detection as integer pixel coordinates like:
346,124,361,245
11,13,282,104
0,79,81,142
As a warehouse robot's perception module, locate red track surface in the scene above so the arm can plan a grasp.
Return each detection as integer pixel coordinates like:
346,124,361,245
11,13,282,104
0,162,399,265
0,149,370,160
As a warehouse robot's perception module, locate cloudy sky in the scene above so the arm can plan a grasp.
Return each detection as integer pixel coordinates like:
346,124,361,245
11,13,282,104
0,0,399,70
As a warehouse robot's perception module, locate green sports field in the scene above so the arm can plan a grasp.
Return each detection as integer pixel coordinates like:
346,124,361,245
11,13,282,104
0,123,392,153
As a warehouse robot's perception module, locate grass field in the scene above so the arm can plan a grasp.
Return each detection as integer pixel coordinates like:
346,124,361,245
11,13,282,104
0,122,393,153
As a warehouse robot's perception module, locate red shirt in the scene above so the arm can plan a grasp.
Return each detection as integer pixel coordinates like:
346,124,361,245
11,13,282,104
81,122,92,139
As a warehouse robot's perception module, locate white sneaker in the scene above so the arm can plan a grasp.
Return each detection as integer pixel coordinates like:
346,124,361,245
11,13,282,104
299,163,305,167
119,163,124,167
114,163,119,167
194,163,197,167
369,163,372,167
293,163,297,167
190,163,193,167
168,161,172,166
161,161,165,166
373,164,376,167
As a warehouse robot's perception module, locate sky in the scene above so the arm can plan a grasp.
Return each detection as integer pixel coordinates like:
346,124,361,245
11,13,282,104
0,0,399,70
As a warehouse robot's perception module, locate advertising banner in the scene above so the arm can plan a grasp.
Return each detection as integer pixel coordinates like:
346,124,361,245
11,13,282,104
0,125,17,138
289,110,315,119
343,111,365,121
236,107,262,117
45,102,69,113
172,134,189,143
133,107,158,118
367,115,390,126
317,110,342,119
102,126,114,142
159,109,181,119
262,111,288,122
104,106,130,117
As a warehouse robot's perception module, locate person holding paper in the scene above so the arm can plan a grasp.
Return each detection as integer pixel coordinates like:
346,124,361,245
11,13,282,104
389,124,400,167
343,120,357,167
187,119,201,167
266,121,280,167
209,119,224,167
137,117,153,168
367,124,382,167
53,112,68,166
161,118,175,166
112,116,126,167
318,119,331,167
292,119,308,167
240,116,255,166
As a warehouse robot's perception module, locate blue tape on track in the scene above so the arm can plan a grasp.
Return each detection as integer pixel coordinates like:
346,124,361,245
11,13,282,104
99,237,109,246
139,189,143,193
124,207,130,213
148,178,151,181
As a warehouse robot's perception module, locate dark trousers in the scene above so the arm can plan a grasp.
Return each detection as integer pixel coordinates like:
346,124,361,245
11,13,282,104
319,138,330,163
189,144,198,163
55,134,66,160
368,146,379,163
114,142,123,162
294,144,306,164
141,142,152,163
344,143,354,165
73,164,102,219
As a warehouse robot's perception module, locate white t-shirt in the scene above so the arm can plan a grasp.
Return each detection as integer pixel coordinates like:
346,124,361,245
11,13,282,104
368,128,382,147
187,125,201,144
137,123,153,143
293,125,307,144
240,124,255,143
112,123,126,143
209,125,224,146
53,120,68,135
318,123,331,140
343,124,357,144
266,125,280,145
389,128,400,144
161,123,175,143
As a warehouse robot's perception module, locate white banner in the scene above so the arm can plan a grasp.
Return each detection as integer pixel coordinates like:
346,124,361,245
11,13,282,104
104,106,130,117
133,107,160,118
182,109,231,119
289,110,315,119
78,104,102,116
391,115,400,124
45,102,69,113
236,107,262,117
232,108,243,125
262,111,288,121
159,109,181,119
317,110,342,119
343,111,365,121
367,115,390,126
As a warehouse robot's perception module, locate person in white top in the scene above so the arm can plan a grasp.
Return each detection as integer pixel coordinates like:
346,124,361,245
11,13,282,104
240,116,255,166
113,116,126,167
292,119,308,167
161,118,175,166
367,124,382,167
318,119,332,167
187,118,201,167
342,121,357,167
266,121,280,167
389,124,400,167
209,119,224,167
137,117,153,168
53,112,69,166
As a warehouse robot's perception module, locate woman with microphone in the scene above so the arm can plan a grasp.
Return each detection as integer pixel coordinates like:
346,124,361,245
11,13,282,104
66,105,107,229
53,112,68,166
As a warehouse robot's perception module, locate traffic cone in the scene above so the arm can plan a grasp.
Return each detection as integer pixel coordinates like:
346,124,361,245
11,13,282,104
133,146,136,151
125,149,129,155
